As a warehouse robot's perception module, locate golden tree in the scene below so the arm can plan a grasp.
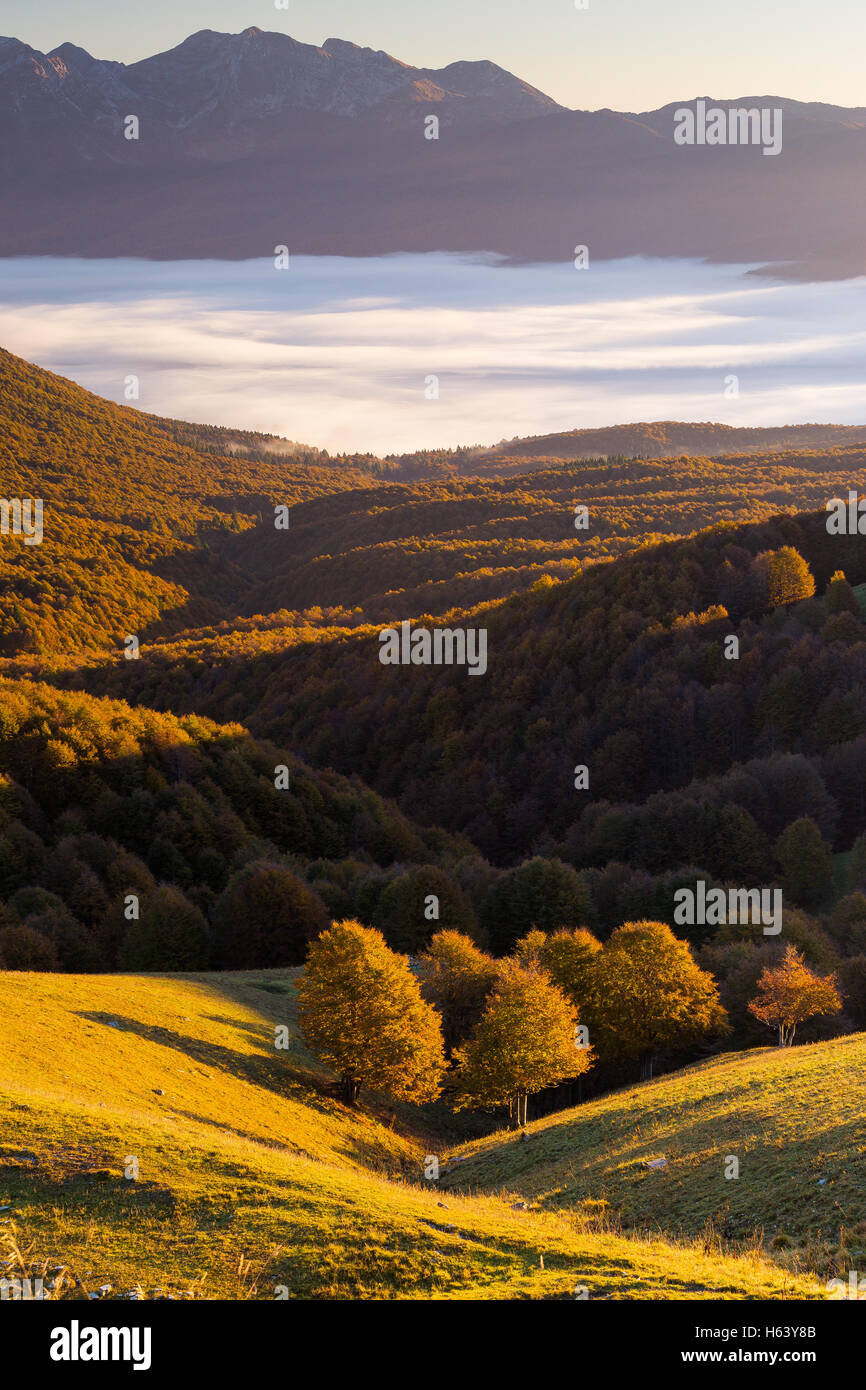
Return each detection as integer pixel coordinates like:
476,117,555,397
514,927,602,1035
751,547,815,608
593,921,728,1078
748,944,841,1046
297,920,446,1104
452,960,592,1127
416,930,498,1054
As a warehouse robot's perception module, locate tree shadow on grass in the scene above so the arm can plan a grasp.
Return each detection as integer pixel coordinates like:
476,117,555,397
72,1009,415,1175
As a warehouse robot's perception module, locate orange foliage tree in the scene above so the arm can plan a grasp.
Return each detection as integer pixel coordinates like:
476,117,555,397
748,944,841,1046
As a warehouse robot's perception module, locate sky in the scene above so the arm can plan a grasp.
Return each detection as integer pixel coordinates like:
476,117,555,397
1,255,863,454
3,0,865,113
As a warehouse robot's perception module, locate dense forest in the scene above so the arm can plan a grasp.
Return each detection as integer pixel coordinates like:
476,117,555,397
3,345,866,1080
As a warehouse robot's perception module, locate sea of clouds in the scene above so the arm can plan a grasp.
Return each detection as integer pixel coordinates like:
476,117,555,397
1,253,865,454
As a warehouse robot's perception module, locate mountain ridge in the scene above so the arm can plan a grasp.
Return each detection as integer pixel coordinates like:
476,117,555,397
3,28,866,272
8,26,563,134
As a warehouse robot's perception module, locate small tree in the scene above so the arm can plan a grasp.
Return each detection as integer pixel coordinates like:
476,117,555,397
849,835,866,892
775,817,833,908
372,867,477,953
514,926,603,1046
214,861,328,968
480,857,593,955
452,960,592,1127
747,944,841,1045
297,920,446,1105
25,910,99,972
119,885,210,971
751,547,815,609
830,891,866,952
593,921,728,1078
838,955,866,1029
416,930,498,1054
0,923,58,971
826,570,859,615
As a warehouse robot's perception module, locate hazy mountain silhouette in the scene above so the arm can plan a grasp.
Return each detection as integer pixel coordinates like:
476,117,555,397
2,27,866,274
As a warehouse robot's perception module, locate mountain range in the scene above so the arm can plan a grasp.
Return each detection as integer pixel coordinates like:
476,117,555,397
2,26,866,274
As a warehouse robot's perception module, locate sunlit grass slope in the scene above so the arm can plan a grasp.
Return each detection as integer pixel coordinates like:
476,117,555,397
0,970,823,1299
444,1036,866,1275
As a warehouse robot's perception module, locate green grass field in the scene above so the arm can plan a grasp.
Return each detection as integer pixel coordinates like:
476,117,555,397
0,969,832,1299
443,1036,866,1281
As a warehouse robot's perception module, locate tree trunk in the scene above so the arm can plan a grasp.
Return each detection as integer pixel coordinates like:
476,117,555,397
640,1053,655,1081
341,1075,361,1104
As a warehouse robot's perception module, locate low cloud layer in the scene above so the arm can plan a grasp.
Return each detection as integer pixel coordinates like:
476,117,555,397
1,254,865,454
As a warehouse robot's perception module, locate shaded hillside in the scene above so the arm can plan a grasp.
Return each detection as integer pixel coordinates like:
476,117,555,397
0,347,367,650
8,348,866,1000
227,445,866,619
6,347,866,653
65,505,866,874
0,678,470,973
444,1033,866,1277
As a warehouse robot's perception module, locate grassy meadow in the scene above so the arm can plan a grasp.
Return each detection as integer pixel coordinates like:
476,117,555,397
0,968,827,1300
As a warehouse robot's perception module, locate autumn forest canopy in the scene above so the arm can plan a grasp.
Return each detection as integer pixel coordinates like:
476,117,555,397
1,345,866,1104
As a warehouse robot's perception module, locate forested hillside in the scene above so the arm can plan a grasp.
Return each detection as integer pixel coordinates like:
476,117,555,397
4,345,866,1078
472,420,866,467
4,349,866,654
70,506,866,871
0,348,367,651
0,679,473,976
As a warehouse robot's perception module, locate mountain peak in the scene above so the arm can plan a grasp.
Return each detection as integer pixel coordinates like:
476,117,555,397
49,42,97,71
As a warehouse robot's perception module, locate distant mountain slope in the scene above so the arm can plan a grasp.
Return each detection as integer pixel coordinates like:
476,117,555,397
443,1033,866,1274
0,347,365,650
0,968,821,1298
2,28,866,273
482,421,866,464
6,346,866,655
